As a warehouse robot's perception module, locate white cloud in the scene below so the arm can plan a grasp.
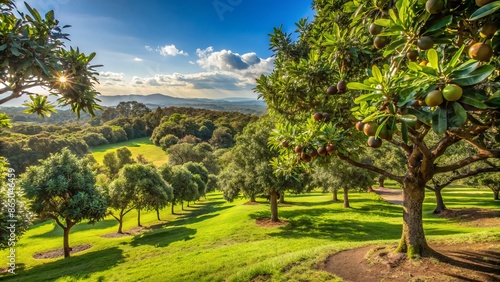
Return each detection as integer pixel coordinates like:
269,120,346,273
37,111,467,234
95,48,274,98
133,57,143,62
145,45,153,51
158,44,188,56
99,71,125,81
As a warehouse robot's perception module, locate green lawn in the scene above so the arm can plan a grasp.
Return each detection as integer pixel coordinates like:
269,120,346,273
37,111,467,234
90,137,168,167
1,188,498,281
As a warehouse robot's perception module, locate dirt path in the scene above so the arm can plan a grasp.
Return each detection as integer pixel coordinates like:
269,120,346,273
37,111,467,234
372,187,403,205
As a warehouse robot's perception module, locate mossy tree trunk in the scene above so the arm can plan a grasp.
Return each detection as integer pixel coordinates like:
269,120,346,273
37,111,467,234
270,190,279,222
396,179,432,258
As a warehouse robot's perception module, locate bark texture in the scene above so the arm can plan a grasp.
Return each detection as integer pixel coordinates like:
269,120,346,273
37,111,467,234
270,190,279,222
343,187,350,208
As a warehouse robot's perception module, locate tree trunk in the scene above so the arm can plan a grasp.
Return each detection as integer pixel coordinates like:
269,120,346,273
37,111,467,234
332,188,339,202
118,215,124,234
156,208,161,221
343,187,350,208
250,194,256,202
270,190,279,222
493,188,499,200
187,202,190,207
279,191,285,204
137,209,141,227
171,202,175,214
378,176,386,187
181,202,184,210
396,181,432,258
63,227,71,258
433,187,447,214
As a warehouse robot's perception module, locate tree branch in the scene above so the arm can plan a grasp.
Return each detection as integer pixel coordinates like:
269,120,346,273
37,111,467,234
409,135,432,158
434,151,500,174
433,166,500,189
337,152,404,184
430,133,460,159
0,90,22,105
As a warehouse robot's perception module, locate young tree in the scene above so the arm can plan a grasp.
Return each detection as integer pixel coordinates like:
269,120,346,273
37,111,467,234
103,151,120,179
183,162,209,200
107,178,134,233
116,147,135,168
257,0,500,257
219,117,307,221
0,1,101,119
20,149,107,258
160,165,198,214
120,164,173,226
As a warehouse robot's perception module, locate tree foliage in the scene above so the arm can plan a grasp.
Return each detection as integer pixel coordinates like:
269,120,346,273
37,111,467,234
20,148,107,257
0,1,101,118
257,0,500,257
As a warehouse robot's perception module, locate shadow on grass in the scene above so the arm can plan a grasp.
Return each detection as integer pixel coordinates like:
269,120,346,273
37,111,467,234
30,219,118,239
129,226,197,248
250,205,467,241
0,247,124,282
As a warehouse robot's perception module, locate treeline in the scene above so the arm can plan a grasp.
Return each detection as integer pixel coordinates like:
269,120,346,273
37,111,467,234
0,101,257,173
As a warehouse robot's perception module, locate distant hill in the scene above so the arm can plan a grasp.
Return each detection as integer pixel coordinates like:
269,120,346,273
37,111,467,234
1,93,268,115
97,94,267,115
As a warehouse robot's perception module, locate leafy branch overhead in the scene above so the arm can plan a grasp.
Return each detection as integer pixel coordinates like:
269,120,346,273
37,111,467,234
0,1,102,118
257,0,500,258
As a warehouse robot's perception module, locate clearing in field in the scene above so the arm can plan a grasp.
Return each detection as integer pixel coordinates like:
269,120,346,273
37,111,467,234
90,137,168,167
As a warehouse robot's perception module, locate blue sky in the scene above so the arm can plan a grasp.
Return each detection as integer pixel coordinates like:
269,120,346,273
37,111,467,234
19,0,314,99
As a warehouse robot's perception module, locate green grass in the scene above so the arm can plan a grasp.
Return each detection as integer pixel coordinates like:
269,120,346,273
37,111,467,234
90,137,168,167
1,188,498,281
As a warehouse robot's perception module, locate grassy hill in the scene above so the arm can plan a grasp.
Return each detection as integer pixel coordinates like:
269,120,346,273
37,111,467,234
90,137,168,167
1,188,498,281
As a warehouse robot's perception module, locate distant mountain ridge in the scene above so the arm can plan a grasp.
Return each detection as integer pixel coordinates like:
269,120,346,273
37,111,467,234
1,93,268,115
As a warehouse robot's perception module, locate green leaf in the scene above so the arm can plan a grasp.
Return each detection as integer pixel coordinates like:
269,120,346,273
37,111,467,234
9,47,21,56
25,2,42,22
407,62,422,72
424,15,453,34
374,18,391,27
450,60,479,77
354,92,384,104
427,49,439,70
347,82,376,91
486,91,500,107
445,44,466,70
448,102,467,128
389,9,398,23
450,64,495,86
432,106,447,135
0,44,7,51
459,91,490,109
407,108,432,124
469,1,500,21
34,59,49,76
372,65,382,83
